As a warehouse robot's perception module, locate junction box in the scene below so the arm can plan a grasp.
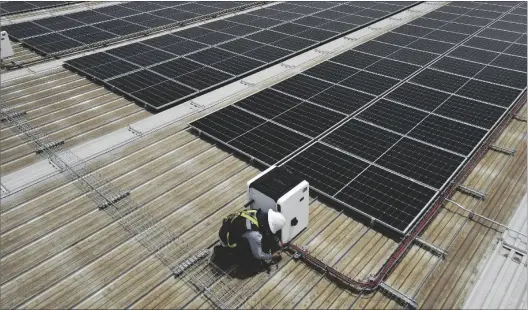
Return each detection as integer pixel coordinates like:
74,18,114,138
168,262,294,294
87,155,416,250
247,165,309,243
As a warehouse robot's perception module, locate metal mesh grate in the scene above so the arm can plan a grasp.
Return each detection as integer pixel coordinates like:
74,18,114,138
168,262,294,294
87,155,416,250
0,103,276,309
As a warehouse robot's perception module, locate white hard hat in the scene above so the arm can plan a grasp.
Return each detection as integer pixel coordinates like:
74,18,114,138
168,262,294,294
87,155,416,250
268,209,286,234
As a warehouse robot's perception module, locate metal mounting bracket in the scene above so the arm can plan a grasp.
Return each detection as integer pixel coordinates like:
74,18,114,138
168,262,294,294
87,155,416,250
457,184,486,200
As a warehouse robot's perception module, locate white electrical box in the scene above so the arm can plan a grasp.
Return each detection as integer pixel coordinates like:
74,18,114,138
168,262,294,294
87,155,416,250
247,165,309,243
1,31,14,60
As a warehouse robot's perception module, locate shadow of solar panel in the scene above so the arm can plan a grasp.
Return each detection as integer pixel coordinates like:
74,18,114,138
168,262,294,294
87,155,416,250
309,85,375,114
339,71,399,95
230,122,311,165
212,56,264,76
335,165,436,232
456,80,522,107
377,137,464,188
409,115,487,155
272,75,332,100
476,66,527,89
235,89,303,119
284,142,369,196
436,95,505,128
358,99,428,134
273,102,345,137
385,83,450,112
132,80,196,108
174,67,233,90
107,70,168,93
74,32,117,44
323,119,400,161
190,105,266,142
411,69,468,93
302,62,359,83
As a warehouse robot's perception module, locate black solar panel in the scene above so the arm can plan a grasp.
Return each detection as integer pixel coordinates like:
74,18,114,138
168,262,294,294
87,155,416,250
0,1,75,16
323,119,400,162
335,165,436,231
5,2,255,56
189,1,526,234
283,142,369,195
376,137,464,188
66,1,418,111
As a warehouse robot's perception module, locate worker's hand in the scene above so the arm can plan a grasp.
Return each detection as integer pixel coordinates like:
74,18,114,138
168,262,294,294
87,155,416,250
272,251,282,260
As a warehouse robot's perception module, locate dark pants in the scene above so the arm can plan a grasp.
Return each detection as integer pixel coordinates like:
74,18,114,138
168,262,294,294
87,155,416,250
213,234,281,275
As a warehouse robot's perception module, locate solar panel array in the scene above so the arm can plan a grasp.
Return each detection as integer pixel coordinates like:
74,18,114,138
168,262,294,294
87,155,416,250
3,1,254,55
64,1,418,111
191,1,527,233
0,1,74,16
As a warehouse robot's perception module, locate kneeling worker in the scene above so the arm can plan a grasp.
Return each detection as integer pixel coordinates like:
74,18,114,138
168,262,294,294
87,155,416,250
217,208,286,274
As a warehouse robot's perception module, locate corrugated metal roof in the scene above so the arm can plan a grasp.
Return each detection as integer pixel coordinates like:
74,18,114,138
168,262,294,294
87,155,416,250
0,2,526,309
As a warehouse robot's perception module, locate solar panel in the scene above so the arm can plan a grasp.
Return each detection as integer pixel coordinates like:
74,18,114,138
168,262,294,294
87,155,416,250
0,1,75,16
190,1,526,233
66,1,418,111
4,2,255,56
335,165,436,231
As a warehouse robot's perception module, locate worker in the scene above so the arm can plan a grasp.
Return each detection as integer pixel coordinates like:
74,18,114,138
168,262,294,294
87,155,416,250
215,208,286,274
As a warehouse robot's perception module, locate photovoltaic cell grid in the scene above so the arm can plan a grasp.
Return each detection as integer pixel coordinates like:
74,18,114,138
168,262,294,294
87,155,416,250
3,1,254,55
0,1,75,16
191,1,527,233
65,1,417,110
